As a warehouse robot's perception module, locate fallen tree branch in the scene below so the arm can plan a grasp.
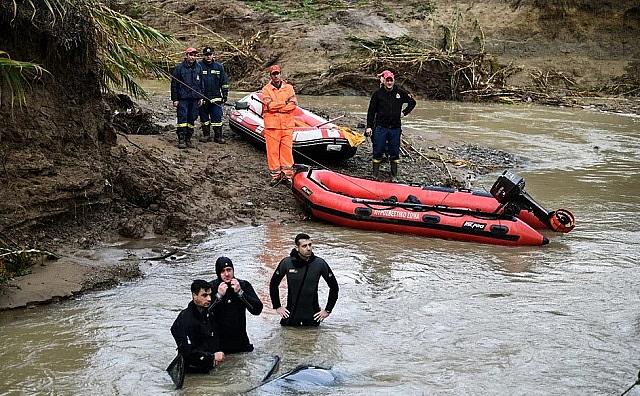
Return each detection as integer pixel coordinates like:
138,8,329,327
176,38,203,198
142,248,178,261
0,248,60,260
146,4,263,64
434,149,454,181
401,138,445,176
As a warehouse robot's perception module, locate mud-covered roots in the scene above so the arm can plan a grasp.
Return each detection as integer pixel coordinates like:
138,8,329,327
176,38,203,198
108,94,157,135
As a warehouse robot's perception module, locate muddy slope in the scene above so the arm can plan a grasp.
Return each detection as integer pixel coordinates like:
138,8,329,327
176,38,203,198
125,0,640,98
1,0,638,307
0,2,116,247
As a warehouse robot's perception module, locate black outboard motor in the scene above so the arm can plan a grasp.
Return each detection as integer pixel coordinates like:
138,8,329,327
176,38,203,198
490,170,575,233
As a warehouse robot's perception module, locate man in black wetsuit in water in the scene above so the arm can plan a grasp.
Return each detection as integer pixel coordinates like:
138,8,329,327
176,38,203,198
209,256,263,353
269,233,339,326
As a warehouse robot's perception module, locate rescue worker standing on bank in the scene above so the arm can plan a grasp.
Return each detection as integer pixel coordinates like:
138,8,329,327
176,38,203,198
198,47,229,144
269,233,339,327
171,47,204,149
261,65,297,186
365,70,416,180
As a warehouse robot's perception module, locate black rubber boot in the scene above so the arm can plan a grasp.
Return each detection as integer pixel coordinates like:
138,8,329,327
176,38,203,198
390,161,399,181
200,124,212,142
214,126,226,144
372,162,381,179
177,128,186,149
185,130,194,148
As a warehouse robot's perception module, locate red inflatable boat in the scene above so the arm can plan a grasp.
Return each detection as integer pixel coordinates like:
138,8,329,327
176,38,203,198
229,93,364,162
292,167,575,246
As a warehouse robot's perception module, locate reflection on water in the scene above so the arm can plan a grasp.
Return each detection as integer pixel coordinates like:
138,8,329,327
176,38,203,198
1,101,639,395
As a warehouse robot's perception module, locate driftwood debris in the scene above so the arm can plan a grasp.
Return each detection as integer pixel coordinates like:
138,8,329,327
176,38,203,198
142,249,179,261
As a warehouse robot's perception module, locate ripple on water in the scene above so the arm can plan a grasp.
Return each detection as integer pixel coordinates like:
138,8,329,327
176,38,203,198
1,103,640,395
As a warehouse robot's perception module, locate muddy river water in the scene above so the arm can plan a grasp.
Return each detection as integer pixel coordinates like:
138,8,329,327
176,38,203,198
1,99,639,395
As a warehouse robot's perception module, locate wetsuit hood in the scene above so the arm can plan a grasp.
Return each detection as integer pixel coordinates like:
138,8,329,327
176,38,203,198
289,248,315,268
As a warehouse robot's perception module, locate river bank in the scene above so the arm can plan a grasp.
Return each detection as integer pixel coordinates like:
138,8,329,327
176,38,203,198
0,91,519,310
1,107,638,394
2,0,639,310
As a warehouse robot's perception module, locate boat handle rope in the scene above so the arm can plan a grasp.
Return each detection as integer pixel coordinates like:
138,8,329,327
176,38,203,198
353,199,513,220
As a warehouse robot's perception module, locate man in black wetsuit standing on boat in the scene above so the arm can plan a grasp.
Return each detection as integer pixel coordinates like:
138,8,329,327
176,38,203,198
269,233,339,327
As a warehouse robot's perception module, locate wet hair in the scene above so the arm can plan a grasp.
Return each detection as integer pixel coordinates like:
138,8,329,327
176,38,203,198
295,233,311,246
191,279,211,294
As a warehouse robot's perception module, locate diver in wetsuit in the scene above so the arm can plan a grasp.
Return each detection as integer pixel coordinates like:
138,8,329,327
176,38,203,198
170,280,225,372
209,256,263,353
269,233,339,326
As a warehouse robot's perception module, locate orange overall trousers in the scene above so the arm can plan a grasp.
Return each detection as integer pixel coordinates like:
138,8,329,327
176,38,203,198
261,82,297,181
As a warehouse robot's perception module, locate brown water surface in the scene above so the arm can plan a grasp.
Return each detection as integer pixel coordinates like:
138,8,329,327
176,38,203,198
1,99,639,395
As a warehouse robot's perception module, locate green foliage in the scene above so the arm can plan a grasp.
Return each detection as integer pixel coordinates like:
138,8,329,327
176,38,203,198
0,248,38,284
412,2,436,19
415,2,436,14
0,51,49,107
0,0,178,104
0,235,61,284
90,4,176,98
0,248,61,283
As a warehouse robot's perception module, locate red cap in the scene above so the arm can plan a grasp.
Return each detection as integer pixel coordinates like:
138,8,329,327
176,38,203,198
381,70,394,80
185,47,198,54
268,64,281,74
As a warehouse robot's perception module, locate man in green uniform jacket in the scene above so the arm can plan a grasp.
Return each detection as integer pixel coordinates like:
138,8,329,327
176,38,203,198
269,233,339,327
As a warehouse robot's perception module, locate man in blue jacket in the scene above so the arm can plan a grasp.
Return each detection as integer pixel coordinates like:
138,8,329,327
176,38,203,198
198,47,230,144
171,47,204,149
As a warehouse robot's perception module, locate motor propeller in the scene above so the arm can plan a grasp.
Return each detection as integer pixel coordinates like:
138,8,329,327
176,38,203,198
490,170,575,233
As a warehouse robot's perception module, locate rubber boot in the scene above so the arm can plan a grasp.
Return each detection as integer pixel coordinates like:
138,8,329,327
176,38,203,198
372,162,381,179
185,130,194,148
177,128,186,149
178,136,186,149
200,124,212,142
390,161,399,182
214,126,226,144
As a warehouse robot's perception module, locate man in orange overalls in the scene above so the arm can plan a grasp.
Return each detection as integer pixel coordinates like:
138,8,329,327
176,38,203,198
261,65,297,186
